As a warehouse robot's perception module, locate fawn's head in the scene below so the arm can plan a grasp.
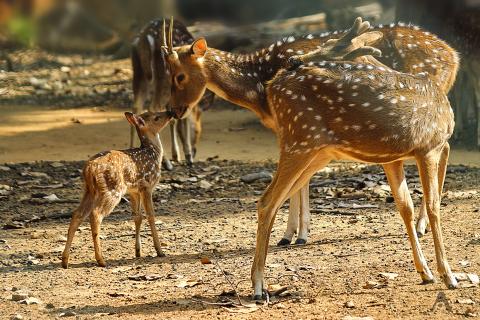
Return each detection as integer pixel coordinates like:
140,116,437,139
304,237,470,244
161,18,208,119
125,111,173,144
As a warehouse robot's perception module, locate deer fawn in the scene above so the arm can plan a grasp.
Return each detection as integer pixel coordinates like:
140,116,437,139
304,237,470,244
61,111,173,268
160,17,459,298
131,18,214,168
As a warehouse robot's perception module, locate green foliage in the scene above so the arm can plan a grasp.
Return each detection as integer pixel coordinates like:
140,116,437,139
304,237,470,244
7,15,36,47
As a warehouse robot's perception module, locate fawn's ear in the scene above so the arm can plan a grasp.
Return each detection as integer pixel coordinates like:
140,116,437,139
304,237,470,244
190,38,207,58
125,112,145,127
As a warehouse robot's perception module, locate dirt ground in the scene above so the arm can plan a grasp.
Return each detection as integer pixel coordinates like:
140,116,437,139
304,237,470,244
1,50,479,319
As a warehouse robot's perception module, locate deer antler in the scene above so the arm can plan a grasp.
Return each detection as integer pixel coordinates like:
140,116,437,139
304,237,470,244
288,17,383,68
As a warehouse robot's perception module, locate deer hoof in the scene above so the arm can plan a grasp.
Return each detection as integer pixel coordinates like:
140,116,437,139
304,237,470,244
157,251,166,258
185,154,194,166
162,159,174,171
135,250,141,258
97,260,107,268
294,238,307,245
277,238,291,246
442,274,459,289
61,259,69,269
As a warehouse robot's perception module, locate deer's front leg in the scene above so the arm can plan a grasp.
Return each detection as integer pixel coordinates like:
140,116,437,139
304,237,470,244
178,117,194,166
140,190,165,257
170,120,181,162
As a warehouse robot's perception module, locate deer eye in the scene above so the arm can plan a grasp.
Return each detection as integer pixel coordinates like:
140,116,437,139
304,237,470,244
176,73,186,84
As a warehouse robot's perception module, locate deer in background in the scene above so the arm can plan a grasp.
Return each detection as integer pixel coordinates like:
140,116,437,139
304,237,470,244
161,17,459,298
62,110,173,269
131,18,214,169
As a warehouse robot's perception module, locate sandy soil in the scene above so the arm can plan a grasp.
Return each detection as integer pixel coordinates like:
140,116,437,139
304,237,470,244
0,160,479,320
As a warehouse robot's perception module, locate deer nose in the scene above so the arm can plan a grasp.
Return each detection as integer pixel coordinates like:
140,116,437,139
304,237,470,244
166,110,176,118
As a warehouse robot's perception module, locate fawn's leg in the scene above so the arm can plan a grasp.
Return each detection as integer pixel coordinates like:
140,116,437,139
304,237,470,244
416,142,450,237
252,151,331,299
140,190,165,257
383,161,434,283
416,147,457,289
90,194,121,267
130,193,143,257
62,191,94,268
178,117,194,166
90,211,106,267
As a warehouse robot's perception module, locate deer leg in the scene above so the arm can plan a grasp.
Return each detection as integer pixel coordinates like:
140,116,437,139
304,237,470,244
170,120,181,163
295,183,311,244
178,117,194,166
90,211,106,267
416,142,450,237
252,151,331,300
383,161,434,284
416,148,457,289
141,190,165,257
130,193,143,258
277,191,300,246
61,191,93,268
130,81,147,147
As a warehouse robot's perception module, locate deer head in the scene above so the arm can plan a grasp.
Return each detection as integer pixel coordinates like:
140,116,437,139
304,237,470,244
125,111,173,145
162,17,208,119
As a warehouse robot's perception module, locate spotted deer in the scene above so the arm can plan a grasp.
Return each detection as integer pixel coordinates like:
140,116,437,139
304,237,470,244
131,18,214,168
162,17,459,247
288,19,460,239
160,18,460,298
61,111,173,269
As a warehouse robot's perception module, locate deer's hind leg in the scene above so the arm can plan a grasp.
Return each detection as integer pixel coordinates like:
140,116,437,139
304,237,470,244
178,117,194,166
252,150,331,299
416,147,457,289
383,161,434,284
90,193,122,267
416,142,450,237
278,183,310,246
62,190,95,268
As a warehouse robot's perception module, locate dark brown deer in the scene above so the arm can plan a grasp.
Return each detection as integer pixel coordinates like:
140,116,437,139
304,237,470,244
161,18,460,298
131,18,214,168
61,111,173,268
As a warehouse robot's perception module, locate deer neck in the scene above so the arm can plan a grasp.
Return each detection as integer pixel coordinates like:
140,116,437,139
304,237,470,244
203,48,277,130
140,133,163,158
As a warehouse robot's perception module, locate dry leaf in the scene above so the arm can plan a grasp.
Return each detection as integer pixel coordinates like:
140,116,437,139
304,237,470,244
200,257,212,264
379,272,398,280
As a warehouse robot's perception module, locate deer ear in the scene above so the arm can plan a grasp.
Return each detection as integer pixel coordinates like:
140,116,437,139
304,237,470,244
191,38,207,58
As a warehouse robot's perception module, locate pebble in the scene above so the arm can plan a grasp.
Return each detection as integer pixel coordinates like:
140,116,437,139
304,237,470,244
11,292,29,301
199,180,212,190
240,171,273,183
11,314,23,320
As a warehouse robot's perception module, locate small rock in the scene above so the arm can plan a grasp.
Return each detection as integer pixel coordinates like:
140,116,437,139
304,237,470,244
379,272,398,280
456,298,475,305
342,317,374,320
0,165,11,171
240,171,272,183
60,66,71,73
200,257,212,264
11,314,23,320
57,235,68,242
4,221,25,229
59,311,77,317
345,301,355,308
46,303,55,309
11,292,29,301
199,180,212,190
20,297,42,305
44,194,60,202
50,162,64,168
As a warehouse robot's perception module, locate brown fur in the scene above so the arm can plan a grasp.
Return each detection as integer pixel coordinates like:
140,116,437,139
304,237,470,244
164,22,460,297
61,111,172,268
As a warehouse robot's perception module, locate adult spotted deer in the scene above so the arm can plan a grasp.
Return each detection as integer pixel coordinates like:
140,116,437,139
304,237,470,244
62,111,173,268
162,17,459,246
161,17,460,298
131,19,214,168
